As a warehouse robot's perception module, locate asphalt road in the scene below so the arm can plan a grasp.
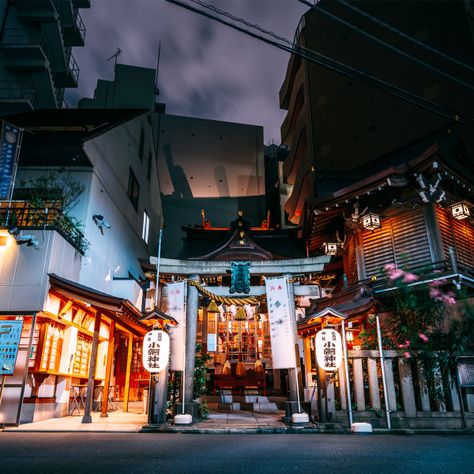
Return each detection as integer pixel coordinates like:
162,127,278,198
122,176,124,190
0,432,473,474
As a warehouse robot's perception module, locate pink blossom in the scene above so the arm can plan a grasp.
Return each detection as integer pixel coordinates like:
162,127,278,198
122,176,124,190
403,272,418,283
429,279,447,287
418,333,429,343
404,352,411,359
389,269,405,280
443,294,456,305
384,263,396,271
430,288,443,301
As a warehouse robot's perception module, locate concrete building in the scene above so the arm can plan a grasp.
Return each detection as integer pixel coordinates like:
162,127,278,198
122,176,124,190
280,0,474,224
79,64,267,258
0,0,90,114
0,107,163,425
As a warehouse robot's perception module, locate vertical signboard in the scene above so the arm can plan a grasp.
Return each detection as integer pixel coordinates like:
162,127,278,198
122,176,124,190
165,281,186,371
0,121,23,201
264,276,296,369
0,320,24,375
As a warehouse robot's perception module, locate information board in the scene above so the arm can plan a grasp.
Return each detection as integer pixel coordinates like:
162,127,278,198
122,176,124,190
458,358,474,388
0,320,23,375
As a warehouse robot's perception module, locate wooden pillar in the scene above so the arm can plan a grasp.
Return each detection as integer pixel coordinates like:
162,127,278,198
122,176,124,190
353,357,365,411
303,336,313,387
122,333,134,413
184,275,199,405
368,356,381,410
202,308,208,353
398,357,417,417
100,321,115,417
82,313,102,424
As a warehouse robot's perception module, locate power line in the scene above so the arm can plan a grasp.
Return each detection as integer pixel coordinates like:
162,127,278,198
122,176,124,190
337,0,474,74
297,0,474,92
166,0,474,127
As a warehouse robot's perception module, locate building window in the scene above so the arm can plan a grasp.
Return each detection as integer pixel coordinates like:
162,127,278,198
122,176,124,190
147,151,152,181
142,210,150,244
138,128,145,161
127,168,140,210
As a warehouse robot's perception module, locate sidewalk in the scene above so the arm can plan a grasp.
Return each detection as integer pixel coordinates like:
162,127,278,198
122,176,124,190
3,411,147,433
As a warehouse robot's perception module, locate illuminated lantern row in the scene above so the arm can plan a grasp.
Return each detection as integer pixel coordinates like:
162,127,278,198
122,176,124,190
451,202,470,220
362,212,381,231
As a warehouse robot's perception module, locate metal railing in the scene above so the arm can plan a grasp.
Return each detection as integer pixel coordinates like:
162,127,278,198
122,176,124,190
66,50,80,85
73,9,86,42
0,202,89,255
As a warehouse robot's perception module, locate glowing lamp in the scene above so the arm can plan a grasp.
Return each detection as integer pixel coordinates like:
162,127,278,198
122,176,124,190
323,242,338,256
315,329,343,372
362,212,381,231
0,235,8,246
451,202,470,220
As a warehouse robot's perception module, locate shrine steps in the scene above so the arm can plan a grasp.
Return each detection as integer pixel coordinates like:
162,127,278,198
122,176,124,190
206,393,285,412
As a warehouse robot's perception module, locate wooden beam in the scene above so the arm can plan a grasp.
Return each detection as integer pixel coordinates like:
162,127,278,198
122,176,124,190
123,333,134,412
100,321,115,418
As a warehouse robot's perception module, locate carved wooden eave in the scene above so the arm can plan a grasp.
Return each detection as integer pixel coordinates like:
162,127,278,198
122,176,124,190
48,273,148,336
190,228,276,261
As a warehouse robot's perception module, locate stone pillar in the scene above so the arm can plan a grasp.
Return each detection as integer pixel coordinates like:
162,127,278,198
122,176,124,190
338,365,347,411
152,365,169,424
398,357,417,417
286,275,303,403
353,357,365,411
367,356,381,410
417,361,431,412
184,275,199,405
383,358,397,412
449,373,461,412
82,313,102,423
327,376,336,420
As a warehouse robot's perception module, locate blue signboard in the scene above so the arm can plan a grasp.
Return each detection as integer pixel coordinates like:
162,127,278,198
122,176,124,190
0,320,23,375
0,121,22,201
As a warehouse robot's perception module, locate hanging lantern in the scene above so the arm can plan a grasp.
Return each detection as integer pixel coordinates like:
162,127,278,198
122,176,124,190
362,212,381,231
235,306,247,321
206,299,220,313
451,202,470,220
323,242,338,256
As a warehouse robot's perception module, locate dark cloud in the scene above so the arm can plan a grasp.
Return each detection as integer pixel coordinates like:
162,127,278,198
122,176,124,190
67,0,308,143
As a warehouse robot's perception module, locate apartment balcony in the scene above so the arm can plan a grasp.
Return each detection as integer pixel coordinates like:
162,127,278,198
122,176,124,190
0,29,49,70
0,81,40,114
14,0,58,22
54,52,79,88
0,202,89,255
72,0,91,8
56,1,86,46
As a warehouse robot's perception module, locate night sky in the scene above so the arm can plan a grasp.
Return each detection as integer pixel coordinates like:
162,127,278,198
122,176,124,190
66,0,308,144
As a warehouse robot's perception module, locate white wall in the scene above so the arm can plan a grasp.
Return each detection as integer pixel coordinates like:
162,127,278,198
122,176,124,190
0,230,81,312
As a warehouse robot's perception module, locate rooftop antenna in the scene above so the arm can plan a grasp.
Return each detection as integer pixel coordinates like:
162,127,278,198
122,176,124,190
107,47,122,66
154,41,161,96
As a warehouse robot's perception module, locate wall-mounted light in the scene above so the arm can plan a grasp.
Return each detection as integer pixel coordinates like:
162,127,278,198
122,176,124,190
0,235,8,247
323,242,338,256
362,212,381,231
8,228,39,249
93,214,111,234
450,202,470,220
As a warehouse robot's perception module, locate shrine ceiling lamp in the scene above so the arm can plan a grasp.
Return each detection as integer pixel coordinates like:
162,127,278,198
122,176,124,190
451,202,470,220
362,212,381,231
323,242,338,256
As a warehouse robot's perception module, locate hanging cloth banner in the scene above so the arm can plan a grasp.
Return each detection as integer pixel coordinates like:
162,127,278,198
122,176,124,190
264,276,296,369
165,281,186,371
